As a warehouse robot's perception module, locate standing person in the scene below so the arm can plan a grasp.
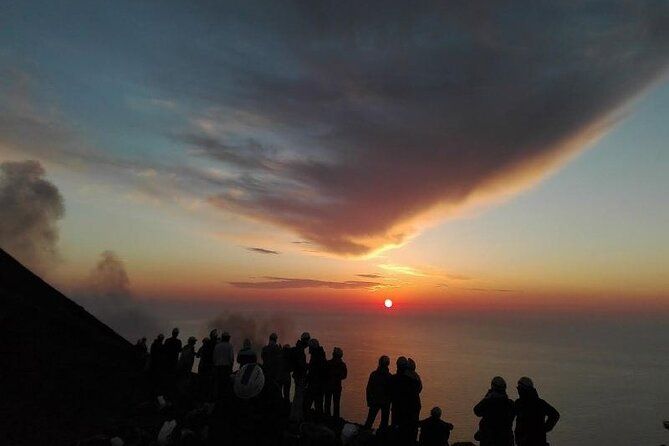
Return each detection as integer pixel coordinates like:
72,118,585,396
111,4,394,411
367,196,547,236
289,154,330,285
261,333,282,383
149,334,165,393
134,337,148,369
279,343,293,404
407,358,423,441
163,328,182,389
304,338,327,417
237,338,258,367
392,356,422,445
197,329,218,398
473,376,515,446
513,377,559,446
213,331,234,398
364,355,393,431
177,336,197,390
419,407,454,446
324,347,347,419
289,332,310,422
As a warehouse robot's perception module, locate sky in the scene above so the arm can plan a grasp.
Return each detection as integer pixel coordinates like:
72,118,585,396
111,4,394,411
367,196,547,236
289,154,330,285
1,1,668,316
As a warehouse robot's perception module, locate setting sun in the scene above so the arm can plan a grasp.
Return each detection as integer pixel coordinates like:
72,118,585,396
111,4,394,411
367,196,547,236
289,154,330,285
384,298,393,309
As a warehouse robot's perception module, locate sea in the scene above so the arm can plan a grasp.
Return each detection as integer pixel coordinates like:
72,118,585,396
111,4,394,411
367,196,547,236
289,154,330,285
163,308,669,445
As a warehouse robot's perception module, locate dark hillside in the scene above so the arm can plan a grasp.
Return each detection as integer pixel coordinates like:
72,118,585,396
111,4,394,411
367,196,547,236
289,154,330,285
0,248,139,445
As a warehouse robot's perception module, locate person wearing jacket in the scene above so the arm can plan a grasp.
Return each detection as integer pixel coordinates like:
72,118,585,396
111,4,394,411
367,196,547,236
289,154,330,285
474,376,516,446
324,346,347,419
261,333,282,383
289,332,310,422
279,343,293,404
392,356,423,445
304,338,328,417
364,355,393,430
197,329,218,397
213,331,234,398
514,377,559,446
419,407,454,446
237,338,258,367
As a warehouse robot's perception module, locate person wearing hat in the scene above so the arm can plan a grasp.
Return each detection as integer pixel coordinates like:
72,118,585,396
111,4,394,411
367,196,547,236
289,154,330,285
513,377,559,446
324,346,347,419
419,407,454,446
473,376,515,446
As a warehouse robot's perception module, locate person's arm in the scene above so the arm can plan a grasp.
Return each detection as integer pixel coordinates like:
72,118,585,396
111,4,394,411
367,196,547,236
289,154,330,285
341,363,348,380
366,373,374,405
543,400,560,432
473,398,487,417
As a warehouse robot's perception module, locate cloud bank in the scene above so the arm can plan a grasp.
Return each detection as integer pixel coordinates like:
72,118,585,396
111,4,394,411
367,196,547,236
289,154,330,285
230,276,382,290
2,2,668,257
0,160,64,273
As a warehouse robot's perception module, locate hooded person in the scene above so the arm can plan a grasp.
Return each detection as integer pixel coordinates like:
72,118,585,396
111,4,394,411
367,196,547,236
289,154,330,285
513,377,560,446
324,346,347,419
392,356,422,445
364,355,393,431
419,407,454,446
474,376,516,446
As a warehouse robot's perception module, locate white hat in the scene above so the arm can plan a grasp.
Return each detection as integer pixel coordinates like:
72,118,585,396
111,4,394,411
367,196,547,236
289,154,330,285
233,363,265,399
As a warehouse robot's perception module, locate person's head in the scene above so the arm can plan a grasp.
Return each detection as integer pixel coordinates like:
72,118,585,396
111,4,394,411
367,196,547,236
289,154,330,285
517,376,534,390
188,336,197,345
517,376,536,398
332,347,343,359
141,337,146,343
243,338,252,349
396,356,409,372
209,329,218,340
283,343,291,349
157,333,165,342
430,407,442,419
221,332,231,342
308,338,320,352
301,332,311,342
378,355,390,368
407,358,416,371
491,376,507,392
171,327,179,338
269,332,278,343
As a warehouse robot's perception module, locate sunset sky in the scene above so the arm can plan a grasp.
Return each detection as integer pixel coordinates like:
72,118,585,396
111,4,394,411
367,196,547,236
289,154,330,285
1,1,668,314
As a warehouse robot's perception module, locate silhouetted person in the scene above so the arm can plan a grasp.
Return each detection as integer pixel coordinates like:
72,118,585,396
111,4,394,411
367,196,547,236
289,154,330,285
304,338,327,417
261,333,282,383
213,331,234,398
513,377,559,446
177,336,197,390
134,337,148,369
197,329,218,398
324,346,347,419
407,358,423,441
279,343,292,404
364,355,393,431
419,407,454,446
289,332,310,422
237,338,258,367
149,333,165,392
164,327,182,372
392,356,422,445
474,376,515,446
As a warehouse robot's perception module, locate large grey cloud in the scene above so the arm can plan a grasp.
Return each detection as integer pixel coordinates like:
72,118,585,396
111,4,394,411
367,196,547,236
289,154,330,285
171,1,669,255
2,2,668,256
0,160,64,273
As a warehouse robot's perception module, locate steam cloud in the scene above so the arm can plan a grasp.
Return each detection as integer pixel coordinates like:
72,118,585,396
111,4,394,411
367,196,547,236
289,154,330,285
206,311,296,352
0,160,64,274
74,250,159,341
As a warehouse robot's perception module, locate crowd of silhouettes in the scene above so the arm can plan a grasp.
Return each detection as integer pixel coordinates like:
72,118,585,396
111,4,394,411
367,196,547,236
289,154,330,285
133,329,559,446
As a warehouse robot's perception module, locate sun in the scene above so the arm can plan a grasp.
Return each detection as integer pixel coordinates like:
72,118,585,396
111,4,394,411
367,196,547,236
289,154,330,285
384,298,393,309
